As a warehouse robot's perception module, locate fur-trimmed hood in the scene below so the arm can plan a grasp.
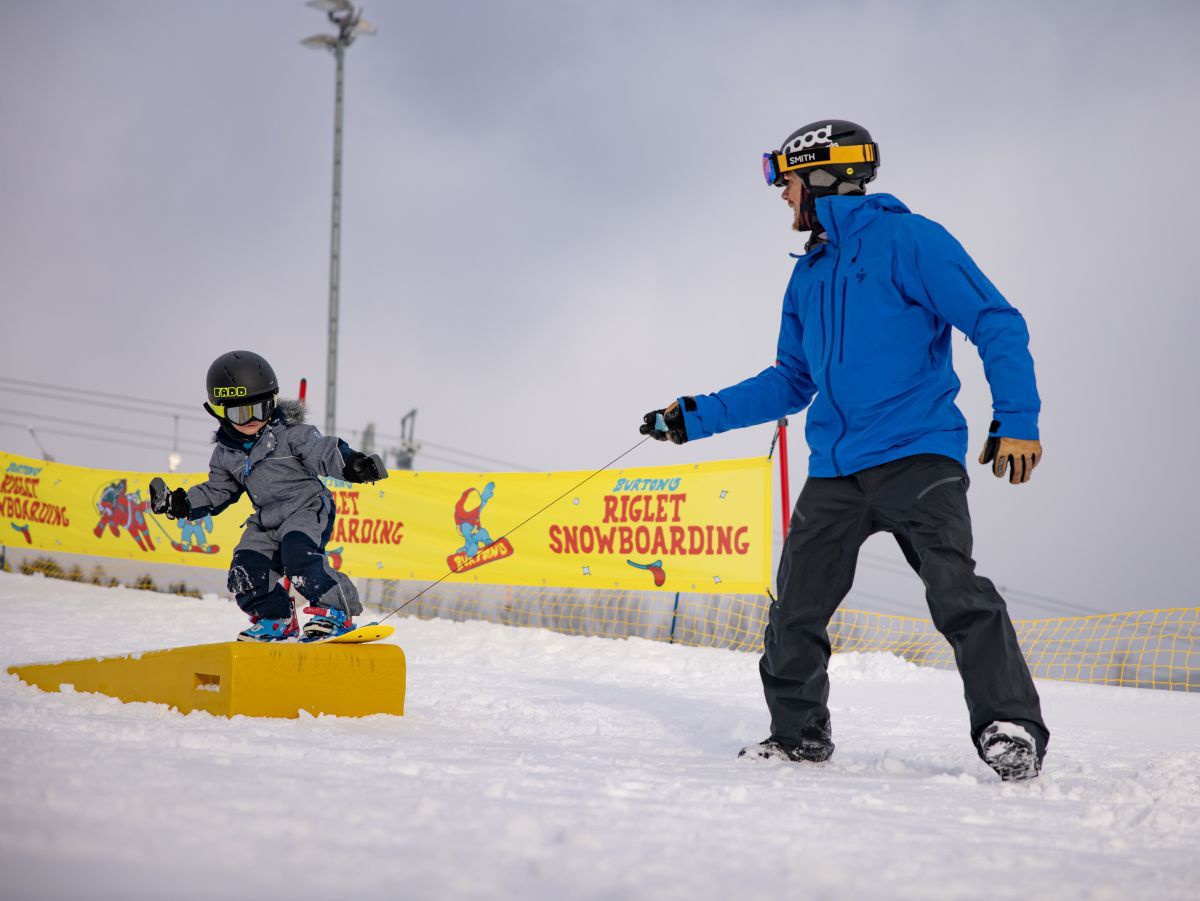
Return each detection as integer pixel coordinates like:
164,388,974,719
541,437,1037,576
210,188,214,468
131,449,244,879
276,398,306,426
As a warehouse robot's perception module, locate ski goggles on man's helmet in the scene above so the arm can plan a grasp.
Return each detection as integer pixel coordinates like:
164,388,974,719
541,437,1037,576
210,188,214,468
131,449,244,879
762,142,879,187
210,395,276,425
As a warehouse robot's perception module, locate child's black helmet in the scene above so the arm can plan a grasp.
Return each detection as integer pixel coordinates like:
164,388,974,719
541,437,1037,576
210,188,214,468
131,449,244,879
763,120,880,195
204,350,279,425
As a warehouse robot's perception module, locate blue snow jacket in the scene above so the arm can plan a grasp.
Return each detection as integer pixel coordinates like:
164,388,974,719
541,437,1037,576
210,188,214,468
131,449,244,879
680,193,1040,477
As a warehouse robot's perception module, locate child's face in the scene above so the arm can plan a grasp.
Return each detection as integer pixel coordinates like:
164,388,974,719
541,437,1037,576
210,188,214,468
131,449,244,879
231,419,267,436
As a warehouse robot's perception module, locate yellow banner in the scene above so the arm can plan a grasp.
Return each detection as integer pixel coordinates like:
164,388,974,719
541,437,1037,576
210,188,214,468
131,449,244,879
0,451,772,594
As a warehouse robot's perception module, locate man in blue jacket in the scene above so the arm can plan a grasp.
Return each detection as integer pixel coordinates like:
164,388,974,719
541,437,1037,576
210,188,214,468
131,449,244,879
640,120,1048,781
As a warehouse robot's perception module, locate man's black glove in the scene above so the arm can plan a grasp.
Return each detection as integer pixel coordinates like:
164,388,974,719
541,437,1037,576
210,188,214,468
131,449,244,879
639,397,695,445
149,477,191,520
344,452,388,484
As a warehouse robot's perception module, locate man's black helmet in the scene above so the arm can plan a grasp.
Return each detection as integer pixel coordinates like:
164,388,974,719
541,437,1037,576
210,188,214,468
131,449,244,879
204,350,278,424
763,119,880,195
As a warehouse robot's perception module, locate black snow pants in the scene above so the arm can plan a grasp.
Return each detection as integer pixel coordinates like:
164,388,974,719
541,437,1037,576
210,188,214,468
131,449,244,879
226,497,361,621
762,453,1049,761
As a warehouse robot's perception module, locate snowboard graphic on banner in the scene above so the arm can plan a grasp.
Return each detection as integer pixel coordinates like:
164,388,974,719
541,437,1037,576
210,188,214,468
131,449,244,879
446,481,514,573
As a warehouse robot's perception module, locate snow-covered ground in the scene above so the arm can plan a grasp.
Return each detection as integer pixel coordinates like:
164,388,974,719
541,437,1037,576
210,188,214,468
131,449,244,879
1,572,1198,900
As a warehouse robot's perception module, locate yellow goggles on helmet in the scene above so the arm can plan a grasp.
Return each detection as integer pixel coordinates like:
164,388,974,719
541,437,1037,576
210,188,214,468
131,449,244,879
762,142,878,187
208,396,276,425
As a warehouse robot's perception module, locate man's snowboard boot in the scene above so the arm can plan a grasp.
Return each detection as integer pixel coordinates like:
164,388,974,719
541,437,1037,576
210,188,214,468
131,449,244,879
978,721,1041,781
299,606,354,643
739,728,835,763
237,612,299,642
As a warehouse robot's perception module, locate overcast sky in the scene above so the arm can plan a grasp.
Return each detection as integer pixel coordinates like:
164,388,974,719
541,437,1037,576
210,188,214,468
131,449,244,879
2,0,1198,617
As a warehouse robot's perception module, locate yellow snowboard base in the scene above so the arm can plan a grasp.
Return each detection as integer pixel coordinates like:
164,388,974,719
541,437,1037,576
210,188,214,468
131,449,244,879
319,623,395,644
7,638,405,719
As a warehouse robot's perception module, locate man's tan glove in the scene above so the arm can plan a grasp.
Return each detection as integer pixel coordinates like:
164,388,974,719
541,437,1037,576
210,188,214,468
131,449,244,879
978,420,1042,484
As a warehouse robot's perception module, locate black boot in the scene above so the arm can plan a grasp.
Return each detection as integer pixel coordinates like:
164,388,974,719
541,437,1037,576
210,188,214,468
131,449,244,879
739,728,834,763
978,721,1040,781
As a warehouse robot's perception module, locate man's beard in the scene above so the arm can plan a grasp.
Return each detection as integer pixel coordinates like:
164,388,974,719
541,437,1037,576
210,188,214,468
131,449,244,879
792,182,819,232
792,191,820,233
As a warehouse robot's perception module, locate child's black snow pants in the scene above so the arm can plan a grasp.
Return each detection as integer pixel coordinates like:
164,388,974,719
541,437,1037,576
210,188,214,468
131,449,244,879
226,496,361,620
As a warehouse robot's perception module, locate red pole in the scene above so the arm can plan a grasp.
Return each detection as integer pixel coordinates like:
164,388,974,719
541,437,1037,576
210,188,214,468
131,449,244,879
773,358,793,543
777,418,791,542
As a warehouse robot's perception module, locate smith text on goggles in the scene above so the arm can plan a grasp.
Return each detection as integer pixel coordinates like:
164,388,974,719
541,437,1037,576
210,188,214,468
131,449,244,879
762,143,878,186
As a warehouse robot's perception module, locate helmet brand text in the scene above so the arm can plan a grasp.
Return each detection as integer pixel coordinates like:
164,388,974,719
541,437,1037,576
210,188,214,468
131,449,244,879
783,124,833,154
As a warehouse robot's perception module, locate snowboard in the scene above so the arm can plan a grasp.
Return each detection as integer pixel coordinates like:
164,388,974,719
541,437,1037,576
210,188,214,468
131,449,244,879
171,541,221,555
312,623,394,644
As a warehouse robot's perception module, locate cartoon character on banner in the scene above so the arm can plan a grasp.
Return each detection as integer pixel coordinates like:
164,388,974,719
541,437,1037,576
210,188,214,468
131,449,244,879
174,513,220,555
93,479,155,552
455,481,495,557
446,481,514,573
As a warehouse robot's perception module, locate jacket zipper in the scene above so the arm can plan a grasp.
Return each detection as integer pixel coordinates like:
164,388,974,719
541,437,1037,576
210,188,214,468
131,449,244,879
824,258,848,477
957,264,993,341
838,278,848,363
818,283,826,348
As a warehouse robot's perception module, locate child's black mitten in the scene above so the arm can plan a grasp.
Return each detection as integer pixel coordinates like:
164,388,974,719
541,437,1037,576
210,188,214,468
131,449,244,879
149,477,191,520
343,452,388,484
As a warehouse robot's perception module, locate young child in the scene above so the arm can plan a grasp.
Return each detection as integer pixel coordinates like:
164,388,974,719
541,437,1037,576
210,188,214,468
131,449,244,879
150,350,387,642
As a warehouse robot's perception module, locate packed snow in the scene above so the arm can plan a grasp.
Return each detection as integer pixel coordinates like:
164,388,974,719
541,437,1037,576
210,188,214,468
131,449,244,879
1,571,1198,900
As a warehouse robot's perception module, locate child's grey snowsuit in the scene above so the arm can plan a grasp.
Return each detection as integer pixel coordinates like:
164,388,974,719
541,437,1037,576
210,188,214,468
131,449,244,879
186,399,362,619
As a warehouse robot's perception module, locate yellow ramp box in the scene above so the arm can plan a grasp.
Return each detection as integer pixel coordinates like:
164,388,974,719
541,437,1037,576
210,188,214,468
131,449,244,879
7,642,406,719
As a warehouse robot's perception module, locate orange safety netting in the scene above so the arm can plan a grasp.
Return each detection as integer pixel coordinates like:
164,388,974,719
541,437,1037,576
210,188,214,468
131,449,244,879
365,580,1199,692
